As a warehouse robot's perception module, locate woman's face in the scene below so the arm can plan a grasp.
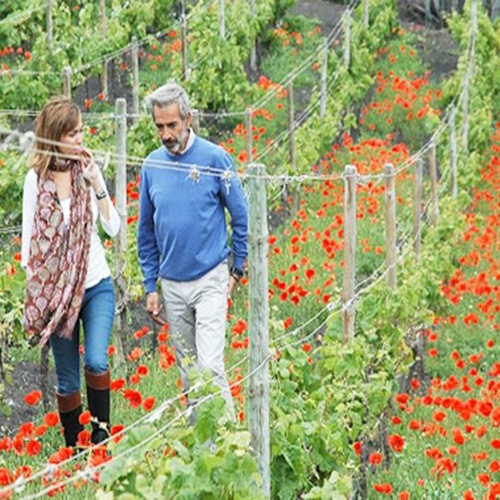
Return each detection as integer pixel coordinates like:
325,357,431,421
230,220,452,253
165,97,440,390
57,115,84,159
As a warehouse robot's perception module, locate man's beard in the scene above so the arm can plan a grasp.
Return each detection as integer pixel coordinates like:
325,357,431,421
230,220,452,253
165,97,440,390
163,126,189,154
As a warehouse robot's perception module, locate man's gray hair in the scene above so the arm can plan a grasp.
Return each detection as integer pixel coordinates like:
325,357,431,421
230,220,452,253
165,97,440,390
144,82,191,119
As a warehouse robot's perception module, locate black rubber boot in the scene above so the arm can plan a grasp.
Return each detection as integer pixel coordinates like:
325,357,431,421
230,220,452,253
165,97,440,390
85,369,111,445
57,391,84,449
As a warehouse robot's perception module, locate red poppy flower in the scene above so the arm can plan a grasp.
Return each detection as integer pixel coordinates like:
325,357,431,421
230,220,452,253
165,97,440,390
48,446,74,464
158,332,169,342
395,393,410,405
0,438,11,452
110,378,126,391
137,365,148,376
111,424,125,443
373,483,393,494
128,347,143,362
36,425,47,437
478,473,490,486
25,440,41,457
43,412,59,427
18,422,36,439
15,465,32,479
369,452,383,465
79,411,92,426
143,396,155,412
0,468,13,486
24,390,42,406
452,427,465,445
77,430,91,447
123,389,142,409
433,411,446,422
353,441,362,456
388,434,405,453
490,460,500,473
408,420,421,430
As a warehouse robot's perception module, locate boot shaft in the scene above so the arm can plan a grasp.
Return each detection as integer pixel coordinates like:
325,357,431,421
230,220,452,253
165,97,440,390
85,369,111,445
56,391,83,448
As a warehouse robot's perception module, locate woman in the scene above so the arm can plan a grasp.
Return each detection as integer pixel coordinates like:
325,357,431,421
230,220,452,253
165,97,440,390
21,97,120,451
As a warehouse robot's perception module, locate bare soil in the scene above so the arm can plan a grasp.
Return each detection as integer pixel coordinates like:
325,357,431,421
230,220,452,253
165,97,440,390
291,0,346,31
0,360,57,436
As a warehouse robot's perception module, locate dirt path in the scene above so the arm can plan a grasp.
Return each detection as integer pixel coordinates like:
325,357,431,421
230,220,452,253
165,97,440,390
291,0,346,32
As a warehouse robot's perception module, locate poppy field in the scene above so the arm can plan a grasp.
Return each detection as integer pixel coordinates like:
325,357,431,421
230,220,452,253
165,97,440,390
0,0,499,498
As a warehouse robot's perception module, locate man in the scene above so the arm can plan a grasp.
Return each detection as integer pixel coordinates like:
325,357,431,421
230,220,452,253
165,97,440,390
138,82,248,420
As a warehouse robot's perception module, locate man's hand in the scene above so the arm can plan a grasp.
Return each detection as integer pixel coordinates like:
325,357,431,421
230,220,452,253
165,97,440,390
228,276,238,301
146,291,160,316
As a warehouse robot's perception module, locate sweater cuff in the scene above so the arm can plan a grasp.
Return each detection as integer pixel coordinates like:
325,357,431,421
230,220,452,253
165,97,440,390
144,279,158,294
232,257,245,272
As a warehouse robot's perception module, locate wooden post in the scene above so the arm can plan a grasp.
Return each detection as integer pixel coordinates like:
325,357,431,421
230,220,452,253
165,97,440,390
384,164,397,290
320,37,328,119
181,14,188,81
219,0,225,39
101,59,109,98
461,0,477,153
248,162,270,498
342,165,356,344
40,345,51,412
424,0,431,25
114,98,128,365
245,107,253,165
191,109,200,134
363,0,369,28
100,0,107,33
131,36,140,124
250,0,257,72
62,66,72,99
429,142,439,225
461,73,469,154
343,15,351,68
450,105,458,198
288,80,296,172
413,159,423,259
100,0,108,96
472,0,478,33
46,0,53,53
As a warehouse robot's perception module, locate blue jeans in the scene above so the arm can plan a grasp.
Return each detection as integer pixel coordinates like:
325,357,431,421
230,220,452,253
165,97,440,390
50,277,115,395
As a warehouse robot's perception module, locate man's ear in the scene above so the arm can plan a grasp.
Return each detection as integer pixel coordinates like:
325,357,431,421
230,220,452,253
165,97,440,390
186,111,192,128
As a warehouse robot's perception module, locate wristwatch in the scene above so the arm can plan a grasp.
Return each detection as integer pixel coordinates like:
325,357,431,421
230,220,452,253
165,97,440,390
230,266,245,282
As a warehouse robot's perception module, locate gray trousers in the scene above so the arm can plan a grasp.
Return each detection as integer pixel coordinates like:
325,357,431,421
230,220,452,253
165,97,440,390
161,261,235,420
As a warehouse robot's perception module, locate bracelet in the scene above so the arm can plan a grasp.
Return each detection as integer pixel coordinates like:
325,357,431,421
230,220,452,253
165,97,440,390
95,189,108,200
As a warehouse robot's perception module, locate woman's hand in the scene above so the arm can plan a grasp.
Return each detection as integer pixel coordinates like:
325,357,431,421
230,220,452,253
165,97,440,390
81,150,102,191
82,159,100,185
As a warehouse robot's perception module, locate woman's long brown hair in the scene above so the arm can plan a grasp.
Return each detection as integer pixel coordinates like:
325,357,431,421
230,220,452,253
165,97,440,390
32,97,81,178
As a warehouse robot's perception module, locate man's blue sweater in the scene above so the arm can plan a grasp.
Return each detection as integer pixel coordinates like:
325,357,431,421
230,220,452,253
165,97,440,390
138,136,248,293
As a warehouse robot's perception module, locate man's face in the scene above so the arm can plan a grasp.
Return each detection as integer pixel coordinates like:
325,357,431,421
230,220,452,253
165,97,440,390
153,104,191,155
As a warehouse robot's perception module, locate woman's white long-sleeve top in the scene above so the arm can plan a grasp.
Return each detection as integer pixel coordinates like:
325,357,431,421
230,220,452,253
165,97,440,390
21,168,121,289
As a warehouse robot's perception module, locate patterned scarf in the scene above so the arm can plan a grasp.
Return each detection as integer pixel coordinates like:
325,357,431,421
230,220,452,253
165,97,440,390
48,157,74,172
24,159,93,346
